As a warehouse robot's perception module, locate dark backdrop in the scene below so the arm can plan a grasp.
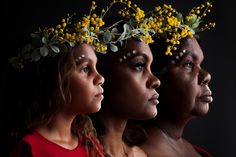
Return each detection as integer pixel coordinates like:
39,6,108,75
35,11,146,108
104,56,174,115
0,0,235,157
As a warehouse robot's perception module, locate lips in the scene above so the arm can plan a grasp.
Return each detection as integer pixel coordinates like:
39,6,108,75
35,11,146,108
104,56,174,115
199,90,213,103
95,87,104,100
148,93,159,105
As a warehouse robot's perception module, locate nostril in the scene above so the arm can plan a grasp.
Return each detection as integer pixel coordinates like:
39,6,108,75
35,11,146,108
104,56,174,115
152,80,161,89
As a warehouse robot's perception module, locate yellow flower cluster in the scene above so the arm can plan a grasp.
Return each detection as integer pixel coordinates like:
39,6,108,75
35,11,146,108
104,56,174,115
151,1,215,56
115,0,163,44
45,1,107,53
12,0,216,69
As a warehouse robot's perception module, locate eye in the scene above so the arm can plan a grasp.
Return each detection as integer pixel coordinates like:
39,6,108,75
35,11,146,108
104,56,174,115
134,62,146,71
81,65,91,74
183,60,194,69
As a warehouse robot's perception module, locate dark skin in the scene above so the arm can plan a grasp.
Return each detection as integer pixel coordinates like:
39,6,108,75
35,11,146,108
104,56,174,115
142,37,212,157
97,39,160,157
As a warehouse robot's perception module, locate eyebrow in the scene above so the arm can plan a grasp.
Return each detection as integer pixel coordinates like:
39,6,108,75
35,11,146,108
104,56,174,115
181,51,198,60
127,51,149,61
75,57,97,65
182,50,204,61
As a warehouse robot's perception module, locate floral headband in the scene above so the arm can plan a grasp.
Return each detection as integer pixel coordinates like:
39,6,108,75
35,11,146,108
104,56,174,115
9,1,109,69
9,0,215,69
102,0,215,56
151,1,216,56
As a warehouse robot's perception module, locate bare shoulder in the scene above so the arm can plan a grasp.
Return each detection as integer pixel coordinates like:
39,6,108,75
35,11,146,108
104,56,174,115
129,146,147,157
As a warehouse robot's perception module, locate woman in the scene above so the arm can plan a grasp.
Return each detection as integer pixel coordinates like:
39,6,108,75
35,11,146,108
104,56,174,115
124,2,215,156
91,36,160,157
140,36,213,157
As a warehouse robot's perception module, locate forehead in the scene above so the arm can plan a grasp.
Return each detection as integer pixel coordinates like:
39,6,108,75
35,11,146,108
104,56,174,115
121,39,153,59
180,37,204,60
73,43,96,59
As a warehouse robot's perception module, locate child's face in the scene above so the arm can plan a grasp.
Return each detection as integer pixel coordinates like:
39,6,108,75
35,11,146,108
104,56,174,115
160,37,212,117
105,39,160,120
68,43,104,114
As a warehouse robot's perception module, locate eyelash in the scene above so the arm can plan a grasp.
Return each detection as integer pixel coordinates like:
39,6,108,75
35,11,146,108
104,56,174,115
183,60,194,69
134,62,146,71
81,65,91,74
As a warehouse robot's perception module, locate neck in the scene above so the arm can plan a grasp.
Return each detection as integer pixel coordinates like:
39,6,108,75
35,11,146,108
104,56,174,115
37,112,77,144
98,111,128,157
153,114,192,140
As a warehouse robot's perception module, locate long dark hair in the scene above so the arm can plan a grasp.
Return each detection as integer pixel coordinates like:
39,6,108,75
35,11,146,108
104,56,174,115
10,43,104,157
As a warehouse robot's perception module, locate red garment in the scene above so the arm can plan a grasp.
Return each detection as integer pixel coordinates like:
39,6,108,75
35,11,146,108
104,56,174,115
11,131,89,157
192,144,213,157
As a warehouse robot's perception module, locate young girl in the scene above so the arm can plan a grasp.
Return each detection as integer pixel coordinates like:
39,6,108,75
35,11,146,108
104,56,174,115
10,43,105,157
9,2,107,157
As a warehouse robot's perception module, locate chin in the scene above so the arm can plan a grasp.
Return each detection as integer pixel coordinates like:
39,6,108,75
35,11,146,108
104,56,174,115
134,108,158,120
88,103,102,113
193,103,210,116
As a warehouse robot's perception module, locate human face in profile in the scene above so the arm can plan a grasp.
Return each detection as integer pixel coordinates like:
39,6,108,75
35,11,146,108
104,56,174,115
159,37,212,118
68,43,104,114
105,39,160,119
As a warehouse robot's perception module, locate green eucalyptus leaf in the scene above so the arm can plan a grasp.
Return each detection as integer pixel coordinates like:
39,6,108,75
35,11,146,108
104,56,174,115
50,45,60,53
186,14,197,26
22,44,33,53
192,22,200,30
40,46,49,56
129,18,137,27
23,53,31,60
111,28,118,33
119,40,124,47
83,26,89,32
103,32,112,43
177,13,183,23
110,43,118,52
100,51,107,54
31,49,41,61
30,33,39,38
69,42,75,47
117,29,126,42
42,36,47,44
124,23,132,34
189,27,196,35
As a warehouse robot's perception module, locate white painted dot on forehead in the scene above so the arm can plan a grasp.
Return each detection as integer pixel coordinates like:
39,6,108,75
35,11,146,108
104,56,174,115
170,49,187,64
119,50,138,62
75,54,86,62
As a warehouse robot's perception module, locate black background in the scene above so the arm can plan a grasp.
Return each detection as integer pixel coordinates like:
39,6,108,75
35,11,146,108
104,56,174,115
0,0,235,157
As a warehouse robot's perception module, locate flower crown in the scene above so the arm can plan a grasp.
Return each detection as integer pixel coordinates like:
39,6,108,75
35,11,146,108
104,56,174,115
101,0,215,56
9,1,109,69
9,0,215,69
150,1,216,56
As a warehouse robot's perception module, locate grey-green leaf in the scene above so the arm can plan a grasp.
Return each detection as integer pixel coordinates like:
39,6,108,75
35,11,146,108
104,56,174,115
186,14,197,25
103,32,112,43
111,28,118,33
119,40,124,47
124,23,132,34
110,44,118,52
31,49,41,61
129,18,137,27
22,44,33,53
40,46,49,56
177,13,183,23
30,33,39,38
42,36,47,44
50,45,60,53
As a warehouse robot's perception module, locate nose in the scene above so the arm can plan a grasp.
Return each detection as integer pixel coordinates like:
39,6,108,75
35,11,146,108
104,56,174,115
198,69,211,85
94,71,105,86
147,73,161,89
